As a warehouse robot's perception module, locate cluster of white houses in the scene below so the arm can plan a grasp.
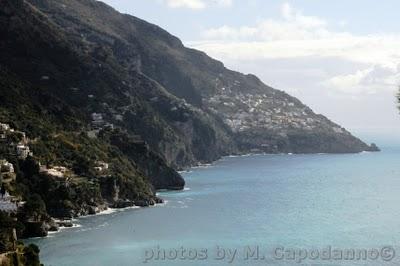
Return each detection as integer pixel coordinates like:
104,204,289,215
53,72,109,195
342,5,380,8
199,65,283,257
0,159,15,183
0,157,18,213
0,123,33,160
0,123,69,183
1,122,112,183
91,113,115,130
207,86,346,134
87,113,115,138
0,123,33,185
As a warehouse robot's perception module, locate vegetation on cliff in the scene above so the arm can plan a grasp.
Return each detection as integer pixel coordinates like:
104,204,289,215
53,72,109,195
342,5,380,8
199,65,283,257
0,2,381,266
0,212,42,266
0,0,378,248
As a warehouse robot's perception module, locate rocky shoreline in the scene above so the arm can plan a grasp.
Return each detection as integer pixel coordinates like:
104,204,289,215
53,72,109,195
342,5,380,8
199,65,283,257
0,1,382,265
19,146,381,239
22,197,166,238
26,148,381,237
43,200,169,236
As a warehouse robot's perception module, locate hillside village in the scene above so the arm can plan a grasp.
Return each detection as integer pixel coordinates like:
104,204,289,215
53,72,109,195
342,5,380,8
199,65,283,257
0,122,112,214
87,112,114,138
206,82,347,135
0,123,32,160
1,118,115,174
0,123,32,212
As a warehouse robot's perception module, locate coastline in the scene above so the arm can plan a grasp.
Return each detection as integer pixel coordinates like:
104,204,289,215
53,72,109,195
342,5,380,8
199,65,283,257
179,149,374,172
24,147,393,266
27,202,169,240
24,149,376,241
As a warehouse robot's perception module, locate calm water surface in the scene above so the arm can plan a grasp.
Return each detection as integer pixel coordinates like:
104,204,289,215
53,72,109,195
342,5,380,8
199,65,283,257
30,148,400,265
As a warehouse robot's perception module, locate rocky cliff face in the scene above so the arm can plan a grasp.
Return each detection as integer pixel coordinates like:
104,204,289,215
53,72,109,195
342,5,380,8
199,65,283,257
0,212,42,266
21,0,377,157
0,0,187,190
0,0,380,247
0,0,379,242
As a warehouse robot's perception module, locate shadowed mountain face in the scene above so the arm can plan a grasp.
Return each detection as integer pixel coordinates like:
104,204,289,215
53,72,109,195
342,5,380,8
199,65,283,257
0,0,375,173
0,0,378,256
28,0,376,154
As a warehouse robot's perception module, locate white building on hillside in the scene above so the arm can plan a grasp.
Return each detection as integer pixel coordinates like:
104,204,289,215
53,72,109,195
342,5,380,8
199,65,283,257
16,145,32,160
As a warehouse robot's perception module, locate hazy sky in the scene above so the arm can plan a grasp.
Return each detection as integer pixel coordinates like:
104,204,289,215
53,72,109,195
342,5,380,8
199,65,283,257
101,0,400,142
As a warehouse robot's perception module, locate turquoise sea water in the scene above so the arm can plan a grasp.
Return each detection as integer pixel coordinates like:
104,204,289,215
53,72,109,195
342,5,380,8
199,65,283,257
30,147,400,265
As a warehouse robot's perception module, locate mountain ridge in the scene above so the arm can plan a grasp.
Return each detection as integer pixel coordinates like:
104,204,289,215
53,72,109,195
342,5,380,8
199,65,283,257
0,0,378,249
0,1,380,265
23,0,376,158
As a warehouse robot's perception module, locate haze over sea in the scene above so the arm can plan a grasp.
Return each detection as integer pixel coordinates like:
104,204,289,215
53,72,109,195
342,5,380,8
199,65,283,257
30,140,400,265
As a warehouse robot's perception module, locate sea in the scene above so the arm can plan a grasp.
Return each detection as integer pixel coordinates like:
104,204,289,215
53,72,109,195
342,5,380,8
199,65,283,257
29,145,400,266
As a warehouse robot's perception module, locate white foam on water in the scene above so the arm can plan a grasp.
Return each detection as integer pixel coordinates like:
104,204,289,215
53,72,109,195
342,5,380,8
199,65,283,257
43,205,155,237
360,151,372,154
178,170,193,174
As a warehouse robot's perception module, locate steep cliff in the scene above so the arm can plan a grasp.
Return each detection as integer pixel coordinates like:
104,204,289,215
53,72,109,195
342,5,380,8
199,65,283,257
0,0,376,174
0,0,381,249
0,211,42,266
0,0,186,192
22,0,377,155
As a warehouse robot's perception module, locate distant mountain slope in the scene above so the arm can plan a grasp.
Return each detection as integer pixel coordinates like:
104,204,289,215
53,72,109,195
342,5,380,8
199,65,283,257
0,0,378,241
23,0,376,155
0,0,376,181
0,0,185,218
